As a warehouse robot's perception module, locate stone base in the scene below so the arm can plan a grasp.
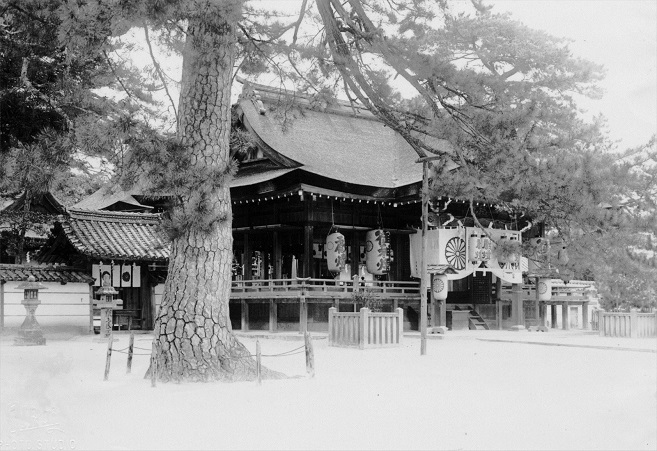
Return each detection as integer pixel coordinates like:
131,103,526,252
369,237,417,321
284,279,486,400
528,326,549,332
509,325,527,331
14,330,46,346
429,326,448,334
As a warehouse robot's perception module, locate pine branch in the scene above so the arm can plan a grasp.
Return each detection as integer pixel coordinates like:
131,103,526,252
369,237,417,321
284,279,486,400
143,24,178,122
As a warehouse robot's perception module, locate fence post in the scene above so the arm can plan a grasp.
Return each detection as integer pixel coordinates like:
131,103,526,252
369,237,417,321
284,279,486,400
630,308,638,339
598,311,605,336
328,307,336,347
150,341,157,388
304,331,315,378
397,308,404,345
359,307,369,349
126,331,134,374
256,339,262,385
104,332,113,381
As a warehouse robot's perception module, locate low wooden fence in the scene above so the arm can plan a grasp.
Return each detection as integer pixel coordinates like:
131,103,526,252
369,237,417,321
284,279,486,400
328,307,404,349
596,309,657,338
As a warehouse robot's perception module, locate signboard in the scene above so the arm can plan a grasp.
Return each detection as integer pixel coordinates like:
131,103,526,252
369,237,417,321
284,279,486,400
409,227,523,284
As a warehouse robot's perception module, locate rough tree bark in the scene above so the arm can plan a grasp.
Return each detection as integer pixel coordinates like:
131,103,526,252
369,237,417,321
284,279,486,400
150,15,275,382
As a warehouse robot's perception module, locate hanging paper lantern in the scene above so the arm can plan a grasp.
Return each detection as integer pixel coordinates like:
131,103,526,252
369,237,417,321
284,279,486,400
468,234,481,261
432,274,449,301
326,232,347,273
480,236,492,261
537,277,552,301
365,229,393,275
468,234,493,262
557,246,570,265
497,234,521,265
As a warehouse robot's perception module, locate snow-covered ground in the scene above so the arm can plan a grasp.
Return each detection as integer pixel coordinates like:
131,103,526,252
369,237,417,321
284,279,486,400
1,329,655,450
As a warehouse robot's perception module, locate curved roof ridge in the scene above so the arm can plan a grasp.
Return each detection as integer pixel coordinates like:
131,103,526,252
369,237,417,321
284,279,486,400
240,80,377,121
67,208,162,224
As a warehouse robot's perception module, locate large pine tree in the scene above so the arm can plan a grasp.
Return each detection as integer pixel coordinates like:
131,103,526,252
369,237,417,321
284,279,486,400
4,0,654,381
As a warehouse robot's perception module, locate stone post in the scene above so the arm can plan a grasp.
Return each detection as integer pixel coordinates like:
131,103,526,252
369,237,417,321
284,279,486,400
509,284,525,331
95,274,121,340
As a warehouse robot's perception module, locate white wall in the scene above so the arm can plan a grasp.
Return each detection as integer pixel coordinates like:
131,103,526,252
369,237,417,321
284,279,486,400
153,283,165,319
2,282,91,331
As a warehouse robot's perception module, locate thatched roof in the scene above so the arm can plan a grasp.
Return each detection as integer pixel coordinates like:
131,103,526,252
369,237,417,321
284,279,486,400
236,82,454,189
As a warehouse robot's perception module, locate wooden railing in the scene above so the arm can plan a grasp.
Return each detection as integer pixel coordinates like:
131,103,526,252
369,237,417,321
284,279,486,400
598,309,657,338
498,280,595,302
328,307,404,349
231,278,420,300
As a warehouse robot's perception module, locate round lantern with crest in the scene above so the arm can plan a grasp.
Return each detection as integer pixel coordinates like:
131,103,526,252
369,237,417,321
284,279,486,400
537,277,552,301
431,265,458,301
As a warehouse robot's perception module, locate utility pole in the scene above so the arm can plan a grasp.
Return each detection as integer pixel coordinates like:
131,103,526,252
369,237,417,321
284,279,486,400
417,156,441,355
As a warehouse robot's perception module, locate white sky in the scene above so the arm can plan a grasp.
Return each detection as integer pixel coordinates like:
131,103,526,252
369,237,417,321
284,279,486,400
484,0,657,149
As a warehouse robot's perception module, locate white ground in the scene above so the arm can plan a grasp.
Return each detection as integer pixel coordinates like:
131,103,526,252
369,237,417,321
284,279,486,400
1,329,655,451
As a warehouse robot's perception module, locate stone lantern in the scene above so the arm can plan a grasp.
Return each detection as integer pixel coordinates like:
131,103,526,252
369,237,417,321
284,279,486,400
95,273,120,339
14,276,47,346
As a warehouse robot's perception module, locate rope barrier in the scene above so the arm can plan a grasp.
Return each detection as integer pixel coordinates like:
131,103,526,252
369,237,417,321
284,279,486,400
103,334,315,381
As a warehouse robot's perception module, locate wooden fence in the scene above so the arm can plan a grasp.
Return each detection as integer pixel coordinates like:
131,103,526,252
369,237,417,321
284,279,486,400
328,307,404,349
596,309,657,338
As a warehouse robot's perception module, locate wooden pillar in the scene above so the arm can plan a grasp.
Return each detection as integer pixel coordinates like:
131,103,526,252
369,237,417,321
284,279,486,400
350,231,359,277
243,233,252,280
430,278,437,327
241,300,249,331
562,303,570,330
496,300,503,330
88,283,94,334
353,274,359,312
630,308,638,338
392,299,398,311
0,280,5,330
150,283,156,330
273,231,282,280
420,160,429,354
269,299,277,333
551,304,558,328
539,302,547,327
534,276,540,326
299,297,307,334
582,302,589,330
359,307,369,349
303,225,313,278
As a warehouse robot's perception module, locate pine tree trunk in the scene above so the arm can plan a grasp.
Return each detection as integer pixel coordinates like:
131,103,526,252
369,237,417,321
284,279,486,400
151,14,272,382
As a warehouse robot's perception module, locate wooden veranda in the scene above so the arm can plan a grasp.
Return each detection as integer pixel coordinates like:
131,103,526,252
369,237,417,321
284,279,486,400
230,277,420,333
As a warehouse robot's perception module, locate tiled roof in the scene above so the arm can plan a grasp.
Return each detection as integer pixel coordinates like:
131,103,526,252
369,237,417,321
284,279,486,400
237,82,455,189
1,191,66,214
71,185,153,211
0,264,94,284
63,209,169,261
